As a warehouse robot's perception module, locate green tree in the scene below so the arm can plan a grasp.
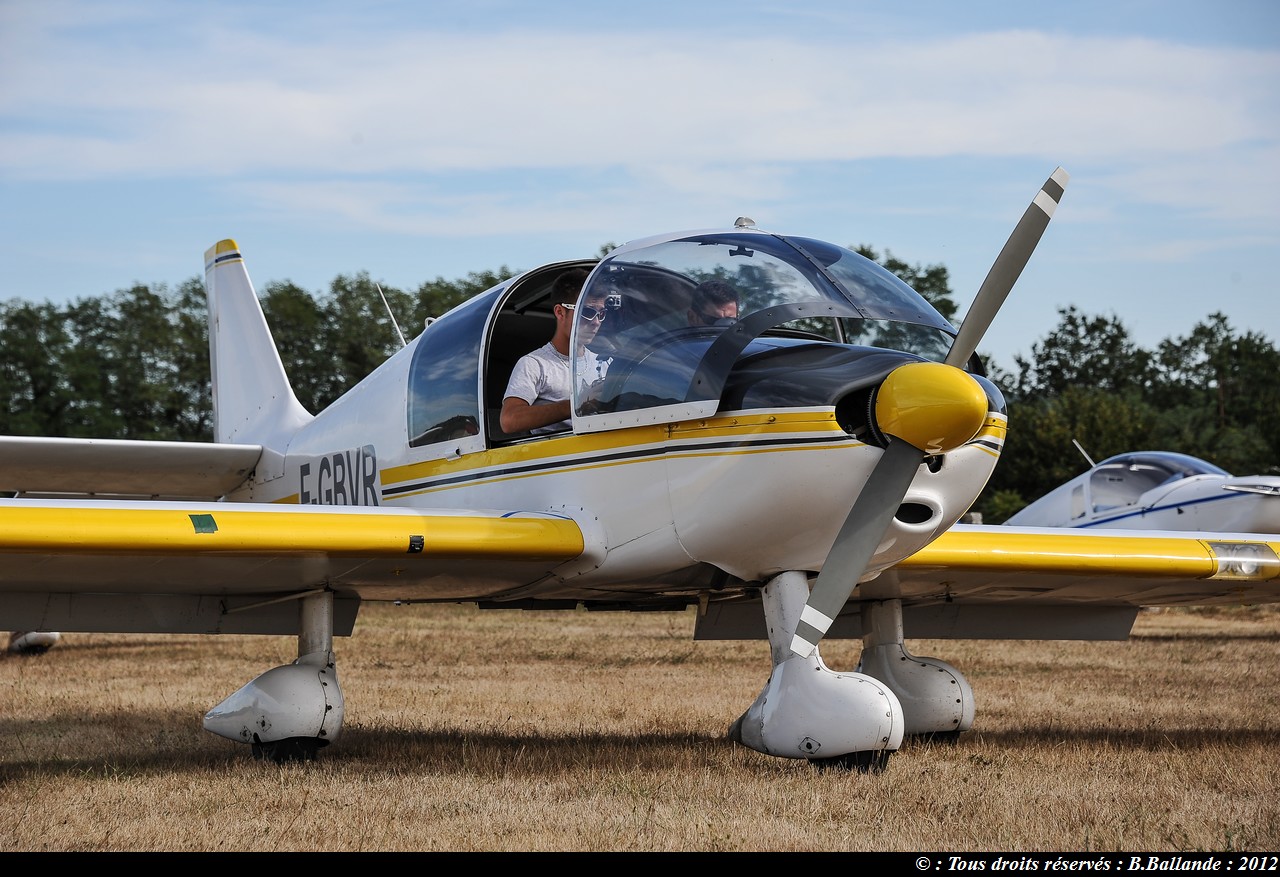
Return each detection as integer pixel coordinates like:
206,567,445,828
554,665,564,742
104,284,184,438
257,268,516,415
261,281,333,414
60,294,125,437
410,267,512,335
1149,313,1280,473
1147,404,1270,476
165,278,214,441
326,273,408,402
854,245,959,323
0,284,214,440
990,306,1154,403
0,300,75,435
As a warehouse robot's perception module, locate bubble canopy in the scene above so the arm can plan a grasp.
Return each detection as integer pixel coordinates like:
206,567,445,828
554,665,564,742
572,229,960,431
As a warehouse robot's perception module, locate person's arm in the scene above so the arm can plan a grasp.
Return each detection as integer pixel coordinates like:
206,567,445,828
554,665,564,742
499,396,571,433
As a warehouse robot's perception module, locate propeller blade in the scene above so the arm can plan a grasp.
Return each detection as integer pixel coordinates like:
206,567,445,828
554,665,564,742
790,439,923,658
945,167,1069,368
792,168,1068,659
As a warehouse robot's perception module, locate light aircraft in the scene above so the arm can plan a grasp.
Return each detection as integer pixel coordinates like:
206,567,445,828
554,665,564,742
2,167,1278,772
1005,448,1280,533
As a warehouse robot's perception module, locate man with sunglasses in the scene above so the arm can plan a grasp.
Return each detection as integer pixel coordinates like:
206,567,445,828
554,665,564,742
500,268,611,436
687,279,740,328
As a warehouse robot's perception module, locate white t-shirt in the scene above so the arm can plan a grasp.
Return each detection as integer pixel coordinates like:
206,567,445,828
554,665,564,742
503,341,606,434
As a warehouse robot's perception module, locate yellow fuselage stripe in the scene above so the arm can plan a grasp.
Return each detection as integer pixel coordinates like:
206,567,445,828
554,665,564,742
380,411,844,486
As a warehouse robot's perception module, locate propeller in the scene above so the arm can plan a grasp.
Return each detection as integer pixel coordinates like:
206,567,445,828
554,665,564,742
790,167,1070,659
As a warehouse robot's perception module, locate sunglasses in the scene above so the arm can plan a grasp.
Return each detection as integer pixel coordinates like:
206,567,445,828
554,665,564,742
695,310,737,325
562,303,607,322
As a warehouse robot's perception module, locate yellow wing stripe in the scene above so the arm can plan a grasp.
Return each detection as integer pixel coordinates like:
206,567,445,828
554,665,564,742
905,529,1280,581
0,506,584,561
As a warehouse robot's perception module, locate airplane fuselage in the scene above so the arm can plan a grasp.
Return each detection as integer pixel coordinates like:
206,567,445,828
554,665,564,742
238,391,1005,603
218,226,1009,605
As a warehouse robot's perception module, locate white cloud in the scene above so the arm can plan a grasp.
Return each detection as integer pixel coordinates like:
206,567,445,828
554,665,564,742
3,14,1277,187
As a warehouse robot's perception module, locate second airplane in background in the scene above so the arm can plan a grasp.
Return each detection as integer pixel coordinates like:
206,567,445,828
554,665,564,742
1005,450,1280,534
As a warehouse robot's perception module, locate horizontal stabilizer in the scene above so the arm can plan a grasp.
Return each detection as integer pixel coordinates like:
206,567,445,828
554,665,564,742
0,435,261,499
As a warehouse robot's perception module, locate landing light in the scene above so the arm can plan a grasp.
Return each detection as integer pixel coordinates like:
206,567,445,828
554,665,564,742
1208,542,1280,580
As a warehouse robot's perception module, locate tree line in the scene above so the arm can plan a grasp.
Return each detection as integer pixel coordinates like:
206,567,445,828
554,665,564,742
2,250,1276,521
0,270,506,441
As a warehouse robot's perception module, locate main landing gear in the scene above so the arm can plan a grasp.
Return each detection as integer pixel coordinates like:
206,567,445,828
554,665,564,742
7,630,61,655
203,591,345,764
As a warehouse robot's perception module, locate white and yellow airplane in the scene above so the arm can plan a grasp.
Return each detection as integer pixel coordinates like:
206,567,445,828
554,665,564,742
2,167,1278,771
1005,449,1280,533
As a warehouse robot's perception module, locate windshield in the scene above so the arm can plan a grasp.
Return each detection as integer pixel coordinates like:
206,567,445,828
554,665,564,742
1088,452,1231,510
572,230,958,431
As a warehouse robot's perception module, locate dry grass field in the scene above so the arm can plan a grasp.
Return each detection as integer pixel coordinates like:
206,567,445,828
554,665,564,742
2,602,1277,852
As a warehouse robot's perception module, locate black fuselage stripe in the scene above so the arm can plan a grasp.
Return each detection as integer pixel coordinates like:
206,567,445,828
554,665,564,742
381,433,857,497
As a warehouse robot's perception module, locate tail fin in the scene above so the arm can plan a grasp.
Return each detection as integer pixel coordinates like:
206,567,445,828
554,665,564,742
203,240,313,447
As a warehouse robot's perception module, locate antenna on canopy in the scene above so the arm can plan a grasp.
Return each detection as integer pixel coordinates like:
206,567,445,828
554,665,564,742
376,283,408,348
1072,438,1096,468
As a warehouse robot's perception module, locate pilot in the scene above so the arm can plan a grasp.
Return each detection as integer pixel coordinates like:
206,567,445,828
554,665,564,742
687,279,740,327
500,268,610,435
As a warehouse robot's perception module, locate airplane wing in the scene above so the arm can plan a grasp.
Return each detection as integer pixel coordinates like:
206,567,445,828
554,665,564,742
892,524,1280,605
8,496,1274,642
0,435,262,499
695,524,1280,642
0,498,587,636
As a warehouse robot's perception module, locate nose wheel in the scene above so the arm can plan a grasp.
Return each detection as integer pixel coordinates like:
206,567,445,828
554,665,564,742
810,748,892,774
729,571,905,769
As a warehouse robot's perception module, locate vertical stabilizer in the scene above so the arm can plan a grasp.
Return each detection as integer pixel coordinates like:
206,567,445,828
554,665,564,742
203,240,313,447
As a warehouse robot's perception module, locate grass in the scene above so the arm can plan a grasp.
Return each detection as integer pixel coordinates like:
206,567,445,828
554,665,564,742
1,603,1277,851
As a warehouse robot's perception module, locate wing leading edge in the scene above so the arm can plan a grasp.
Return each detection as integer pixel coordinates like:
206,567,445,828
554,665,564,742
0,500,584,559
892,524,1280,605
0,499,589,635
694,525,1280,643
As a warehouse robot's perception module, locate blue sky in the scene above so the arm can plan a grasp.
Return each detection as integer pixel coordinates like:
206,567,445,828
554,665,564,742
2,0,1277,372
